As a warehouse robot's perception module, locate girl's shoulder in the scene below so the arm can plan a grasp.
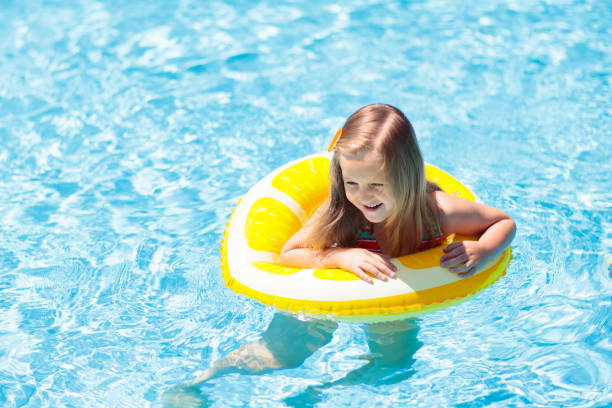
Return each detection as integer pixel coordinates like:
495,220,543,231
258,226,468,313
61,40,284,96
429,189,451,207
430,189,483,216
428,189,451,215
430,190,475,236
430,190,513,236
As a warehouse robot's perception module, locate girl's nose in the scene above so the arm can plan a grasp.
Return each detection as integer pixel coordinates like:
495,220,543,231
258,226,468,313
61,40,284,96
359,187,374,202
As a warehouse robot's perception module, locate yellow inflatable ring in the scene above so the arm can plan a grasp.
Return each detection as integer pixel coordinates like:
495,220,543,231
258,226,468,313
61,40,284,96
221,153,512,322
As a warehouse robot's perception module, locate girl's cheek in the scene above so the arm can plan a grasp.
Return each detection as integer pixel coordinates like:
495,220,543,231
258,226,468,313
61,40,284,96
345,191,359,206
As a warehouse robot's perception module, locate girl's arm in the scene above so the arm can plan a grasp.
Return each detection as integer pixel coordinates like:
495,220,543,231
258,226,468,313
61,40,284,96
279,214,396,284
433,191,516,277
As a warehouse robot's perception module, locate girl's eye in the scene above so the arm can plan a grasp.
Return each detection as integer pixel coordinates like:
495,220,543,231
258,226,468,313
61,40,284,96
371,183,384,188
345,181,357,187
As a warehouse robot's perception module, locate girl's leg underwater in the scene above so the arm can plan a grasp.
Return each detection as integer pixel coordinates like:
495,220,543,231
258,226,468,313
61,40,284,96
326,318,422,385
162,314,337,407
190,313,338,386
189,339,284,386
284,319,422,407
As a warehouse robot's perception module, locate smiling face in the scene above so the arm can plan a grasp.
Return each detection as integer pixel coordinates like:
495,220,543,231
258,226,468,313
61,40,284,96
339,150,396,224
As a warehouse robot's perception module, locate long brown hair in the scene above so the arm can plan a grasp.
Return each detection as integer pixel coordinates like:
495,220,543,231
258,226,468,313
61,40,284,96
306,104,441,256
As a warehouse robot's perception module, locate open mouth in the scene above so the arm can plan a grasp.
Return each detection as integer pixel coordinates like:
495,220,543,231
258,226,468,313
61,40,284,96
364,203,382,211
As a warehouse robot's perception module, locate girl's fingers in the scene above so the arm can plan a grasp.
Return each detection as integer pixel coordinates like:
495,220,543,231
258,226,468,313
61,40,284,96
458,266,477,278
362,260,390,281
449,261,474,274
380,258,397,278
354,268,374,284
361,258,397,281
349,251,399,283
367,254,397,277
377,259,397,278
440,246,465,263
443,242,463,252
441,253,468,267
375,253,397,269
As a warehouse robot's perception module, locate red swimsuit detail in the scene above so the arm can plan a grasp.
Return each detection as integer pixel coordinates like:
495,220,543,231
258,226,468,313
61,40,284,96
356,223,444,255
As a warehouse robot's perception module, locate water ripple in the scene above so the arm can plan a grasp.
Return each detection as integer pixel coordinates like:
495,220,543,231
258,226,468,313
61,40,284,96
0,0,610,406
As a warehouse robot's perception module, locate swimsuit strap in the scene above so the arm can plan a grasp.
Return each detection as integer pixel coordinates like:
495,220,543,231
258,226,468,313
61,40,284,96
357,219,445,254
418,217,445,251
356,224,383,254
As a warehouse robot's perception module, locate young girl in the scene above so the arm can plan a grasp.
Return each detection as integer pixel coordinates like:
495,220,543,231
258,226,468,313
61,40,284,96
163,104,515,404
280,104,516,282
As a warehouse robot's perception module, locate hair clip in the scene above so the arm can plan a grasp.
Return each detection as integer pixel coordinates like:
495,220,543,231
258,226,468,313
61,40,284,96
327,129,343,152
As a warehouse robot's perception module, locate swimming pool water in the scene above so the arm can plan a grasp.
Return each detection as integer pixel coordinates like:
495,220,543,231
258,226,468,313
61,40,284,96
0,0,610,407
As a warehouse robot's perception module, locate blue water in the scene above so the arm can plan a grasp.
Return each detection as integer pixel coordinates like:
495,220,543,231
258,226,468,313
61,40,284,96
1,0,610,406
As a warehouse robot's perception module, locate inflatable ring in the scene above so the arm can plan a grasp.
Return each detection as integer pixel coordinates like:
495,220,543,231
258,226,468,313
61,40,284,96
220,153,512,322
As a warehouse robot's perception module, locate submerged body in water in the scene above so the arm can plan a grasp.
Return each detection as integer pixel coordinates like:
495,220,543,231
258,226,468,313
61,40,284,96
163,313,422,407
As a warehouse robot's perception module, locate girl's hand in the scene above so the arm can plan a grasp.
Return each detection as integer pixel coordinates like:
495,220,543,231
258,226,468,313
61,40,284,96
440,241,489,278
333,248,397,284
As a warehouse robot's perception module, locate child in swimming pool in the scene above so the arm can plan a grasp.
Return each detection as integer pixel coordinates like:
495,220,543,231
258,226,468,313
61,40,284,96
162,104,516,405
280,103,516,282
